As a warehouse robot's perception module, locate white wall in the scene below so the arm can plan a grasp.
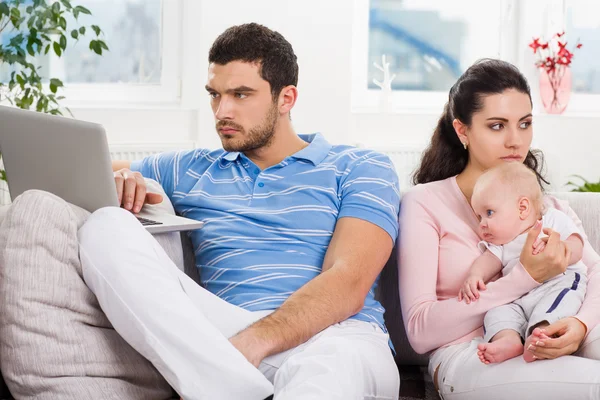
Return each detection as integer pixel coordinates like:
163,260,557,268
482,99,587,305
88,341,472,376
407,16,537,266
68,0,599,191
193,0,355,149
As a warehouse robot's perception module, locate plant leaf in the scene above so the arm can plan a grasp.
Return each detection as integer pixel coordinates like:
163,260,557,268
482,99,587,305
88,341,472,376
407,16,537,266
10,7,21,20
74,5,91,15
53,41,62,56
0,3,9,17
59,34,67,50
89,40,101,55
91,24,101,36
71,29,78,39
15,75,25,90
50,78,63,88
79,26,85,35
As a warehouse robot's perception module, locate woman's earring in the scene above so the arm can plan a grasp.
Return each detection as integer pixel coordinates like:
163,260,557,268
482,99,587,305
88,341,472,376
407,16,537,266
462,142,468,150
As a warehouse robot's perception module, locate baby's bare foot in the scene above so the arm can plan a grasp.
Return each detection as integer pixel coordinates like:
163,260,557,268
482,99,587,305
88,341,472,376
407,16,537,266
477,336,524,364
524,328,550,363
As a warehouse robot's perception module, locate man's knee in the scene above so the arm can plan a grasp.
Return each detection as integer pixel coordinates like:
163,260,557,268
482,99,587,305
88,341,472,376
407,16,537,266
78,207,138,251
275,335,399,399
81,206,133,234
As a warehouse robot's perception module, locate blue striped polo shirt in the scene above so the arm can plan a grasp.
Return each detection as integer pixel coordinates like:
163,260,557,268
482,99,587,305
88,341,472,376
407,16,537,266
131,133,400,331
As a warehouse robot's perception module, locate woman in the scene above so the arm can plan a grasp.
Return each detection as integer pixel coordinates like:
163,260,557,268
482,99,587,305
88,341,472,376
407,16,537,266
399,59,600,399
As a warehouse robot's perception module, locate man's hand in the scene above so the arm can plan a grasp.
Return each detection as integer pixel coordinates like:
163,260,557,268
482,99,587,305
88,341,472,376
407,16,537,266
114,168,163,213
229,330,269,368
458,275,486,303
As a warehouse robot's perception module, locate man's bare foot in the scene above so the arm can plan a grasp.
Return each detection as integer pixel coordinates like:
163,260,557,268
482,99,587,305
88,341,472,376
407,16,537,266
523,327,550,362
477,334,524,364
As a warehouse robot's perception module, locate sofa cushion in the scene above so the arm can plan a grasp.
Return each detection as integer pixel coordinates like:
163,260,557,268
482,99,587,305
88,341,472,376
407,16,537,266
550,192,600,253
0,190,173,399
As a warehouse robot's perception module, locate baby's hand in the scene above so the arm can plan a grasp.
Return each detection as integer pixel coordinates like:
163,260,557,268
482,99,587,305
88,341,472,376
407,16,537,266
458,276,487,304
532,237,547,255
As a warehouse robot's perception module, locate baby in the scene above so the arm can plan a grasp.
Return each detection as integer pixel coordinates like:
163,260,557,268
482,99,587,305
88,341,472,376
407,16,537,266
458,162,587,364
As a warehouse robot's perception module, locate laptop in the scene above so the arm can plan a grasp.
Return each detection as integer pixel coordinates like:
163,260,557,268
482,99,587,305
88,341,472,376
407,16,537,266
0,105,204,234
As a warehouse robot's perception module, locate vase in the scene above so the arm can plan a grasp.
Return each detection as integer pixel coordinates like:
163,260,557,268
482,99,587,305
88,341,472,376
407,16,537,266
539,67,572,114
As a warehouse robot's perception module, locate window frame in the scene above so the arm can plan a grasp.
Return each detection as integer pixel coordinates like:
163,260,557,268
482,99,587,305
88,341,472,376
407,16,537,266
55,0,183,108
351,0,519,113
558,0,600,113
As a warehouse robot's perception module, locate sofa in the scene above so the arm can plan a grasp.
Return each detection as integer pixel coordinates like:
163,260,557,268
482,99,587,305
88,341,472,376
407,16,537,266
1,184,599,400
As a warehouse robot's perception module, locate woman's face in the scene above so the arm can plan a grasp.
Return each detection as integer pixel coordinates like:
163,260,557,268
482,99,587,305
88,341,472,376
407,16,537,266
464,89,533,171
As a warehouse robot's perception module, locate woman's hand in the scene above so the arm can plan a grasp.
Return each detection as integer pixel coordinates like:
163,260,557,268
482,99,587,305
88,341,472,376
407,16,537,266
520,221,570,283
525,317,587,360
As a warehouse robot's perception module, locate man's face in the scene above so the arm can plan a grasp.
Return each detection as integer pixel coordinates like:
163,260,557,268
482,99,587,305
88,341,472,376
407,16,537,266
206,61,279,152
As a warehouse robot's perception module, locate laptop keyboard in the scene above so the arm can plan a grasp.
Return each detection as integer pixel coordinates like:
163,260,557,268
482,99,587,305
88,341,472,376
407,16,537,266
136,216,163,226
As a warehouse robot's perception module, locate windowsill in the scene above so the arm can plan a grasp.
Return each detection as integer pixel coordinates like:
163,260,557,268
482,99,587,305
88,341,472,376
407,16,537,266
62,101,187,111
352,105,600,119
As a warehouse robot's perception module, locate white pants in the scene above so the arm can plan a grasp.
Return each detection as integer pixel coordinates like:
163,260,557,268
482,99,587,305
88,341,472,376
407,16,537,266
77,207,400,400
428,326,600,399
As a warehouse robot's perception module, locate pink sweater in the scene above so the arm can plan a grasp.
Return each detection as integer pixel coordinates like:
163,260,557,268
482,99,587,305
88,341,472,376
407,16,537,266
398,176,600,354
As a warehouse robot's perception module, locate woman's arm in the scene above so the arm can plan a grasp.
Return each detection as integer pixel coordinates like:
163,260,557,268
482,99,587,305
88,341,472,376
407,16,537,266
398,190,540,354
565,234,584,265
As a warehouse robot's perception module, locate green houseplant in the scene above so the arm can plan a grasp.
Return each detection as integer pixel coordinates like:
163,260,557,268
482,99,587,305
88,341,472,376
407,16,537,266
0,0,108,182
566,175,600,192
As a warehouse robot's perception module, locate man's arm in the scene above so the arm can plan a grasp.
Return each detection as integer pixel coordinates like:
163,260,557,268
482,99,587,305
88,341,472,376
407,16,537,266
112,160,131,172
229,216,393,367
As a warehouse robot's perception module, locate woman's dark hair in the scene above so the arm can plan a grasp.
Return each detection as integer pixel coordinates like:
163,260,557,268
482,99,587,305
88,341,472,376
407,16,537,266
413,59,548,187
208,23,299,100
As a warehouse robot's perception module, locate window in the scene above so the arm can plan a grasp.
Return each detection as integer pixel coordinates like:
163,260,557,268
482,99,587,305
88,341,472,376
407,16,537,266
565,0,600,94
352,0,518,112
61,0,163,84
1,0,182,107
368,0,504,92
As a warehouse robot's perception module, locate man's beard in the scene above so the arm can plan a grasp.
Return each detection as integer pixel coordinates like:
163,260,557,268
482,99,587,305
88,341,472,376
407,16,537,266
217,103,279,153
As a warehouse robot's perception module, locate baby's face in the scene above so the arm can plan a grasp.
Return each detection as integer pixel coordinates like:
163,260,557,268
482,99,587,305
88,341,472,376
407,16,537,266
471,189,524,245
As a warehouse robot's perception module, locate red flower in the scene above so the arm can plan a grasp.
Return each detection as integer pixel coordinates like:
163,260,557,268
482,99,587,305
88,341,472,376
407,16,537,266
529,31,582,71
529,38,542,53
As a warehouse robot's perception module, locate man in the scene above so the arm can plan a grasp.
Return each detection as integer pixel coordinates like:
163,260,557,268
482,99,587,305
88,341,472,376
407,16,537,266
80,23,400,399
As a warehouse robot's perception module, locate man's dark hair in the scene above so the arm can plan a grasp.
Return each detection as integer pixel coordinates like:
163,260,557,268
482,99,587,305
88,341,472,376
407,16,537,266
209,23,299,100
